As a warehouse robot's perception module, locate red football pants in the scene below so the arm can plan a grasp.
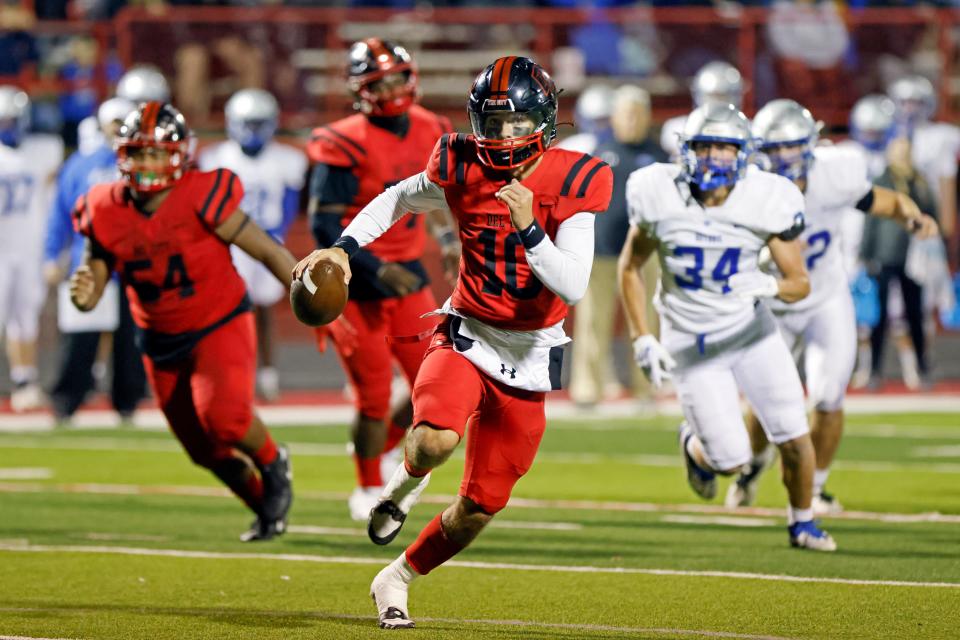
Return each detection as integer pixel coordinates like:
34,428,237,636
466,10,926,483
329,287,438,420
412,327,547,514
143,312,256,468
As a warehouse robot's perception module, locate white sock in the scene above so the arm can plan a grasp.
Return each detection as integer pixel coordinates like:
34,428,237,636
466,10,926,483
10,366,37,386
393,553,419,585
381,462,428,504
813,468,830,496
788,506,814,525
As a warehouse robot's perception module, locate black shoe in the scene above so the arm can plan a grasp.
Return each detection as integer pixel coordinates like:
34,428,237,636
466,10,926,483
240,517,284,542
258,444,293,534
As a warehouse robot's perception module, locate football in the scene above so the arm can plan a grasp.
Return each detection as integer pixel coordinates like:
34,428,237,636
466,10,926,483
290,259,348,327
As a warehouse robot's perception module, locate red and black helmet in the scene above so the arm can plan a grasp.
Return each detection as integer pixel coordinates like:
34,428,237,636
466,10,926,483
115,101,191,194
347,38,419,117
468,56,558,170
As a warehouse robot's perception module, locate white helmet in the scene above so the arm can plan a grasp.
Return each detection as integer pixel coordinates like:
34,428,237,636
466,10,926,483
691,61,743,109
680,102,752,190
887,74,935,129
574,84,614,134
752,99,820,181
97,96,136,129
0,85,30,148
116,65,171,103
850,94,896,151
225,88,279,156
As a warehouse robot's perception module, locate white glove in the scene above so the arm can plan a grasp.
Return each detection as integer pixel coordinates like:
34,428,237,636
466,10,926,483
632,335,677,389
727,271,779,301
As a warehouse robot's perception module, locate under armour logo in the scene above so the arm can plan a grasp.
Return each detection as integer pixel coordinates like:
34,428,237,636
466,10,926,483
500,364,517,379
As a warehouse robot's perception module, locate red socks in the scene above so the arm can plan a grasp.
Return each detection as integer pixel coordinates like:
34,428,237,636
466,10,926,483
253,437,278,467
355,454,383,487
405,512,466,575
384,420,408,452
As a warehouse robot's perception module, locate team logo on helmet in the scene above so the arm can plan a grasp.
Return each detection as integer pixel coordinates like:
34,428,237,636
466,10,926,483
115,101,191,194
347,38,419,117
468,56,558,170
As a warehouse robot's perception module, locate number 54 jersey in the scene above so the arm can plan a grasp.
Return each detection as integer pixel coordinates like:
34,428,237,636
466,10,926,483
426,134,613,331
626,163,805,335
72,169,249,335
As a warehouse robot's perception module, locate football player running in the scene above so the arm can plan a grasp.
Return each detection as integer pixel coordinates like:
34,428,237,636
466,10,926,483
660,61,744,161
619,103,835,551
725,101,937,513
306,39,458,522
69,102,296,542
294,56,612,629
198,89,307,401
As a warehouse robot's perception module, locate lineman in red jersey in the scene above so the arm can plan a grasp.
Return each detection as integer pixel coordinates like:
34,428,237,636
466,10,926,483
307,38,458,521
295,56,613,628
69,102,297,542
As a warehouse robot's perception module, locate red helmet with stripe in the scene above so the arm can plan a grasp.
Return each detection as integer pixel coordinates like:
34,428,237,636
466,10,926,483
347,38,419,117
115,101,191,193
468,56,558,170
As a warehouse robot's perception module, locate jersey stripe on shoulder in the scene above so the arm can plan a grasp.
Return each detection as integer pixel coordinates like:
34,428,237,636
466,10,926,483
560,154,593,197
438,133,451,182
321,126,366,157
198,169,225,220
211,171,238,225
576,158,609,198
453,133,467,185
309,132,360,167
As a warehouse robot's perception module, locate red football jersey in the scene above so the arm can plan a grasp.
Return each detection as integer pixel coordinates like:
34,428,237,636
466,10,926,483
426,134,613,331
307,104,452,262
72,169,248,334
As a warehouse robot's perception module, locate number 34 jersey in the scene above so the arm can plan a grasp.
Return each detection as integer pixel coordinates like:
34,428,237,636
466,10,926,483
627,163,805,335
426,134,613,331
72,169,248,334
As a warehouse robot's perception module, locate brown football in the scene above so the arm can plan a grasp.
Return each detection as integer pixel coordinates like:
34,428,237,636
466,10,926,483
290,259,348,327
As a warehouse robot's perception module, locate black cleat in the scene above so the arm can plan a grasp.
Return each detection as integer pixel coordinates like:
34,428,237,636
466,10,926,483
259,444,293,529
240,516,285,542
378,606,415,630
367,500,407,546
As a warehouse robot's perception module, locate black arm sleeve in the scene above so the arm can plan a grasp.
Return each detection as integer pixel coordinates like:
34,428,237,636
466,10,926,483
854,188,875,213
309,163,359,206
776,212,806,241
87,234,115,271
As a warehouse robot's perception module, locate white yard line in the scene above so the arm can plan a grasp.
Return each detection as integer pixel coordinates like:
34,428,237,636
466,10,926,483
661,515,778,528
0,612,796,640
0,542,957,590
0,468,51,480
1,481,958,524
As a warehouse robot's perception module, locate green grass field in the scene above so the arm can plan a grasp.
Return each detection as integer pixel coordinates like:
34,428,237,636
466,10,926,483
1,412,959,639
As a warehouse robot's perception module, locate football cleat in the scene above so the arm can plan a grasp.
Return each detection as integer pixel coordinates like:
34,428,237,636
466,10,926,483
240,516,284,542
813,489,844,516
788,520,837,552
368,471,431,546
370,564,415,629
679,423,717,500
10,383,44,413
258,445,293,537
349,486,383,522
724,446,777,508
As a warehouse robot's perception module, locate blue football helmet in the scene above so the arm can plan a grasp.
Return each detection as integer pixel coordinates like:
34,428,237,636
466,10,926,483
680,102,752,191
225,89,278,157
0,86,30,148
850,94,896,152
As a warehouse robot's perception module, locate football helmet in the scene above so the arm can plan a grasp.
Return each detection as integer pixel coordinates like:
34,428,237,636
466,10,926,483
574,84,614,135
0,86,30,148
347,38,419,117
850,94,896,152
115,102,191,194
680,102,751,191
752,99,821,182
97,96,136,129
691,61,743,109
116,65,171,104
887,74,935,127
225,88,278,157
468,56,558,170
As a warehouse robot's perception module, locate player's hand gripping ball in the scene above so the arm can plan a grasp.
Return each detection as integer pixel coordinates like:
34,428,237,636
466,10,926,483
290,259,348,326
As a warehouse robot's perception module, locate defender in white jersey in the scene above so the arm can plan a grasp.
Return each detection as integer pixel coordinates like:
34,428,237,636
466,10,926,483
198,89,307,400
660,61,744,161
620,102,836,551
0,87,64,411
728,100,937,513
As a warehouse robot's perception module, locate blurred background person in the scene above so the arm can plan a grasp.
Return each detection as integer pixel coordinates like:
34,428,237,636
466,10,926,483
198,88,307,401
0,86,63,412
660,60,744,161
570,85,666,409
559,83,614,154
43,96,146,426
860,135,938,389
